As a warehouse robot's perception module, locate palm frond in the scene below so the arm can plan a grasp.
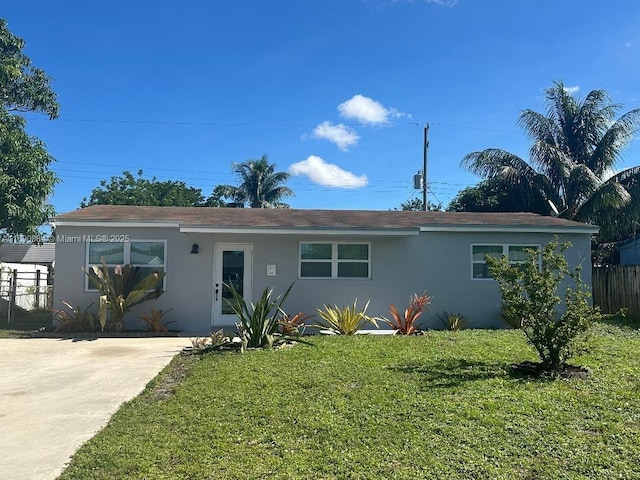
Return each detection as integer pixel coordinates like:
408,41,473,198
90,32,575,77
564,165,600,218
518,110,556,145
589,108,640,176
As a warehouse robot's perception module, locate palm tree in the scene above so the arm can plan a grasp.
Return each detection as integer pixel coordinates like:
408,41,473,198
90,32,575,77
220,155,294,208
461,81,640,241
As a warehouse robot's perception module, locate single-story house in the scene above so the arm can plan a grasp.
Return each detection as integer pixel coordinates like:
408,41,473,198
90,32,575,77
53,205,598,334
618,234,640,265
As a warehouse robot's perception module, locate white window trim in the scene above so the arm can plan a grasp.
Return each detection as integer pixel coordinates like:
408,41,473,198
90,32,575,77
298,241,371,280
470,243,541,281
84,239,167,292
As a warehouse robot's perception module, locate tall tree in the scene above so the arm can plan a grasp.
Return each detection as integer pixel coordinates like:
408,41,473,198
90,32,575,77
81,170,205,207
393,198,443,211
447,178,549,213
0,19,59,236
218,155,294,208
461,81,640,242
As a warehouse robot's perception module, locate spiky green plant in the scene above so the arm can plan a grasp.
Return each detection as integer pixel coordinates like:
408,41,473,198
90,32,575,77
316,299,377,335
438,312,467,331
226,282,295,350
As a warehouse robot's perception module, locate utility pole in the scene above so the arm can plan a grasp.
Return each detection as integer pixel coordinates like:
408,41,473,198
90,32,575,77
422,124,430,211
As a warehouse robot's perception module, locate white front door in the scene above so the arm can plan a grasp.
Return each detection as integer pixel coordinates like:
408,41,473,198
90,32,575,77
212,243,253,326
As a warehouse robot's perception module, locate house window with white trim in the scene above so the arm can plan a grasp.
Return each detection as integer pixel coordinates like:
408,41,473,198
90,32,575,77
86,240,166,291
299,242,370,279
472,244,539,279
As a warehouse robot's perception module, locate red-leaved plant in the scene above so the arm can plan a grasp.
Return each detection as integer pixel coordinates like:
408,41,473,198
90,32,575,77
278,312,314,338
382,292,432,335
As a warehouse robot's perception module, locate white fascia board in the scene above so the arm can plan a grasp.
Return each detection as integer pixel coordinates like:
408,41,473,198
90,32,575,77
180,227,419,236
419,225,599,234
54,221,180,228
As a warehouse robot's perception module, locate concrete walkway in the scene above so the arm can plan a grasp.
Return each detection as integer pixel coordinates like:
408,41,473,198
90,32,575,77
0,337,189,480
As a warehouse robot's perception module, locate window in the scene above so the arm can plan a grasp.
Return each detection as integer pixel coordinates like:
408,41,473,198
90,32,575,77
299,242,370,279
472,244,539,279
86,240,166,291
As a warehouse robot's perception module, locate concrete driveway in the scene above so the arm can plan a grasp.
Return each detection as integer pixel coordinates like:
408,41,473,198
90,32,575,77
0,337,189,480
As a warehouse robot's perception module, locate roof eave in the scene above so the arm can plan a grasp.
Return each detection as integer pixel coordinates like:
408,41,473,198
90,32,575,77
180,226,420,236
419,225,599,234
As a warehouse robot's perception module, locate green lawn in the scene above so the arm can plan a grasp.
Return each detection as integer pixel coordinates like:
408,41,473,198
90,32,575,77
60,324,640,479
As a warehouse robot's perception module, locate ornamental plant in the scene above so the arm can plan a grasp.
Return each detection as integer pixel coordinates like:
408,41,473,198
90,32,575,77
53,300,96,333
486,239,599,372
226,282,295,350
381,292,431,334
316,299,377,335
85,258,165,332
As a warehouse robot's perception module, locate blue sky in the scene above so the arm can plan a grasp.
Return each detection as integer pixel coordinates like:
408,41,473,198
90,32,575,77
4,0,640,214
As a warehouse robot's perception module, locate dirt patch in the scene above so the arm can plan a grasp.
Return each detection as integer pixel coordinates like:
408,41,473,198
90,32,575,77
510,360,591,379
147,355,197,402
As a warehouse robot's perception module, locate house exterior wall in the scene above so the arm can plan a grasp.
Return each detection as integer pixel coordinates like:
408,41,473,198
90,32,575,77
619,238,640,265
53,225,593,334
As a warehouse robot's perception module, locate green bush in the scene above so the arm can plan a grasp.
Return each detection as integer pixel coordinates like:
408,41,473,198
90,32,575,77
487,239,599,371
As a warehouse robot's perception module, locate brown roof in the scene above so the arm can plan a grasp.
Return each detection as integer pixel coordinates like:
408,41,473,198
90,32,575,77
54,205,598,232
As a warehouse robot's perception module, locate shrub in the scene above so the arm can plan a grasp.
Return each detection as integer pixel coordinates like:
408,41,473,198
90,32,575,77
316,299,377,335
227,282,295,350
85,258,165,332
487,239,599,372
53,301,95,333
189,330,231,353
381,292,431,334
140,308,176,333
278,312,313,338
438,311,467,331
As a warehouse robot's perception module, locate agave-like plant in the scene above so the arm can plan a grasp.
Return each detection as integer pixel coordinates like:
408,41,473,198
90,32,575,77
189,330,231,353
438,311,467,331
226,281,295,350
381,292,431,335
85,258,165,332
316,299,377,335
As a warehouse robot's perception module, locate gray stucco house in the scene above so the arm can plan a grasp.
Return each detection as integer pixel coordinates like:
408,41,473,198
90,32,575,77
53,205,598,333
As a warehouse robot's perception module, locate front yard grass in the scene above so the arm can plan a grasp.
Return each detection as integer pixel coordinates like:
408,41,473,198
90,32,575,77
60,323,640,479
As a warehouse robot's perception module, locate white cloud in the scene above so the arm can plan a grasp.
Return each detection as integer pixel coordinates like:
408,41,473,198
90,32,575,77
563,85,580,94
312,121,360,151
288,155,368,188
338,94,407,125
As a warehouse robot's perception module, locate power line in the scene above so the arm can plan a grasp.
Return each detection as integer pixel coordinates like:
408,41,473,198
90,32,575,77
26,115,522,134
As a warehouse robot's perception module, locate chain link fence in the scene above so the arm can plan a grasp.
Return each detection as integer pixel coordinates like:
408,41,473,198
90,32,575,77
0,267,53,326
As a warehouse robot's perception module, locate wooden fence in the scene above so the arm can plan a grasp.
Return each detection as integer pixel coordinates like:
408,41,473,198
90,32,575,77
592,265,640,319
